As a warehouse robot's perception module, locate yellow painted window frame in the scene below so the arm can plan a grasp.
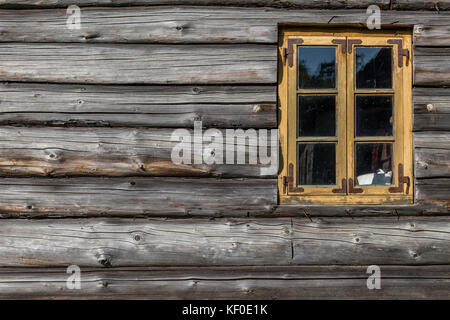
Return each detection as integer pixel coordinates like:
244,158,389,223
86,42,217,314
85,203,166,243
278,27,413,205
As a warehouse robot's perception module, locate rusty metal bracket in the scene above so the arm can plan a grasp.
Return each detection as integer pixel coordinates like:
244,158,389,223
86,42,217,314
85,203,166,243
348,178,363,193
331,39,347,54
283,163,304,194
387,39,409,67
347,39,362,54
389,163,411,194
284,38,304,67
332,178,347,193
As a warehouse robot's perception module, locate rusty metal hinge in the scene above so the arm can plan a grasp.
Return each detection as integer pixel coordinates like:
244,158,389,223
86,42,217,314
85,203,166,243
284,38,304,67
387,39,410,67
283,163,304,194
389,163,411,194
348,178,363,193
331,39,362,54
347,39,362,54
332,39,347,54
332,178,347,193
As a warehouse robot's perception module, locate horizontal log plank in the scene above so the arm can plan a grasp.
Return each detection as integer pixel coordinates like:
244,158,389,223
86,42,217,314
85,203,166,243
0,83,276,128
0,265,449,299
0,43,445,85
0,84,445,131
414,130,450,179
0,127,277,178
0,43,277,84
415,178,450,206
1,1,448,11
0,1,394,9
414,47,450,86
292,216,450,265
0,217,449,267
0,177,277,217
414,88,450,131
272,203,449,216
0,7,448,45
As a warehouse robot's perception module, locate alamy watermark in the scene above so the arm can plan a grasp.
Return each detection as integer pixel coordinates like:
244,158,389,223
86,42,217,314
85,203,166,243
66,264,81,290
367,265,381,290
66,5,81,30
171,121,278,175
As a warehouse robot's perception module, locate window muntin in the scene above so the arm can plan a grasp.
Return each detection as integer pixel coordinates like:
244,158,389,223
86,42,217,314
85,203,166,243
279,29,413,204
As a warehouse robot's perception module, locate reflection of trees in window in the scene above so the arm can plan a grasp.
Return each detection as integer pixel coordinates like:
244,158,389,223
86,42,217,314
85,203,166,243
356,48,392,88
299,60,335,88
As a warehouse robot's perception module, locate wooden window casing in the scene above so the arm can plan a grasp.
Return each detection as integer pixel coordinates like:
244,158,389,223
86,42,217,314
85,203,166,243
279,28,413,205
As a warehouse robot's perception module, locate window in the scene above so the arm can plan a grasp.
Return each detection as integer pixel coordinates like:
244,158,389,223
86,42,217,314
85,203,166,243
278,28,413,204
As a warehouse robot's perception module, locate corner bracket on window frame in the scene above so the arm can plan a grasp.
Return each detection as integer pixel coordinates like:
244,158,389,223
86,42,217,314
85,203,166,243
283,163,304,194
348,178,363,193
388,163,411,194
387,39,410,67
284,38,304,67
332,178,347,193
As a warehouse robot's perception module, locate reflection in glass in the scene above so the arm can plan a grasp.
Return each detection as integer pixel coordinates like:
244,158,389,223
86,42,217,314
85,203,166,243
356,47,392,89
298,95,336,137
355,95,393,137
298,47,336,89
297,143,336,185
355,143,393,186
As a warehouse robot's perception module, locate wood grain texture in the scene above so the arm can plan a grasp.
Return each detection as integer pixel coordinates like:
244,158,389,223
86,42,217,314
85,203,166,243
414,47,450,86
414,132,450,179
0,44,446,85
0,178,277,217
0,265,449,300
0,1,395,10
0,217,449,267
414,88,450,131
0,127,277,177
0,84,446,131
292,217,450,265
0,43,277,84
1,1,447,11
0,83,276,128
0,7,447,45
0,218,291,266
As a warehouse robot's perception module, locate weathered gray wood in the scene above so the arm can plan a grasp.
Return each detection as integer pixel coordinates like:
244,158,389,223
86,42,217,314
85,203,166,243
415,178,450,205
0,43,277,84
0,83,276,128
414,47,450,86
414,88,450,131
0,178,277,217
0,43,445,85
414,131,450,150
414,130,450,179
393,0,450,10
0,84,447,130
2,1,448,11
292,216,450,265
415,148,450,178
0,7,448,45
0,127,277,177
0,1,395,10
0,217,449,267
272,203,449,216
0,265,448,300
0,218,291,266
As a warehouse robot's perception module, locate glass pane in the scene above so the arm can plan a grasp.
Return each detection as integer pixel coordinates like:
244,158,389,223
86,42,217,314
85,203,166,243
297,143,336,185
356,47,392,89
298,46,336,89
298,95,336,137
355,143,393,186
355,95,393,137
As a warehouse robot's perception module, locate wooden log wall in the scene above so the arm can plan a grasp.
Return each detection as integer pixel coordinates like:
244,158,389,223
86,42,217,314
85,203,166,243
0,1,448,299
